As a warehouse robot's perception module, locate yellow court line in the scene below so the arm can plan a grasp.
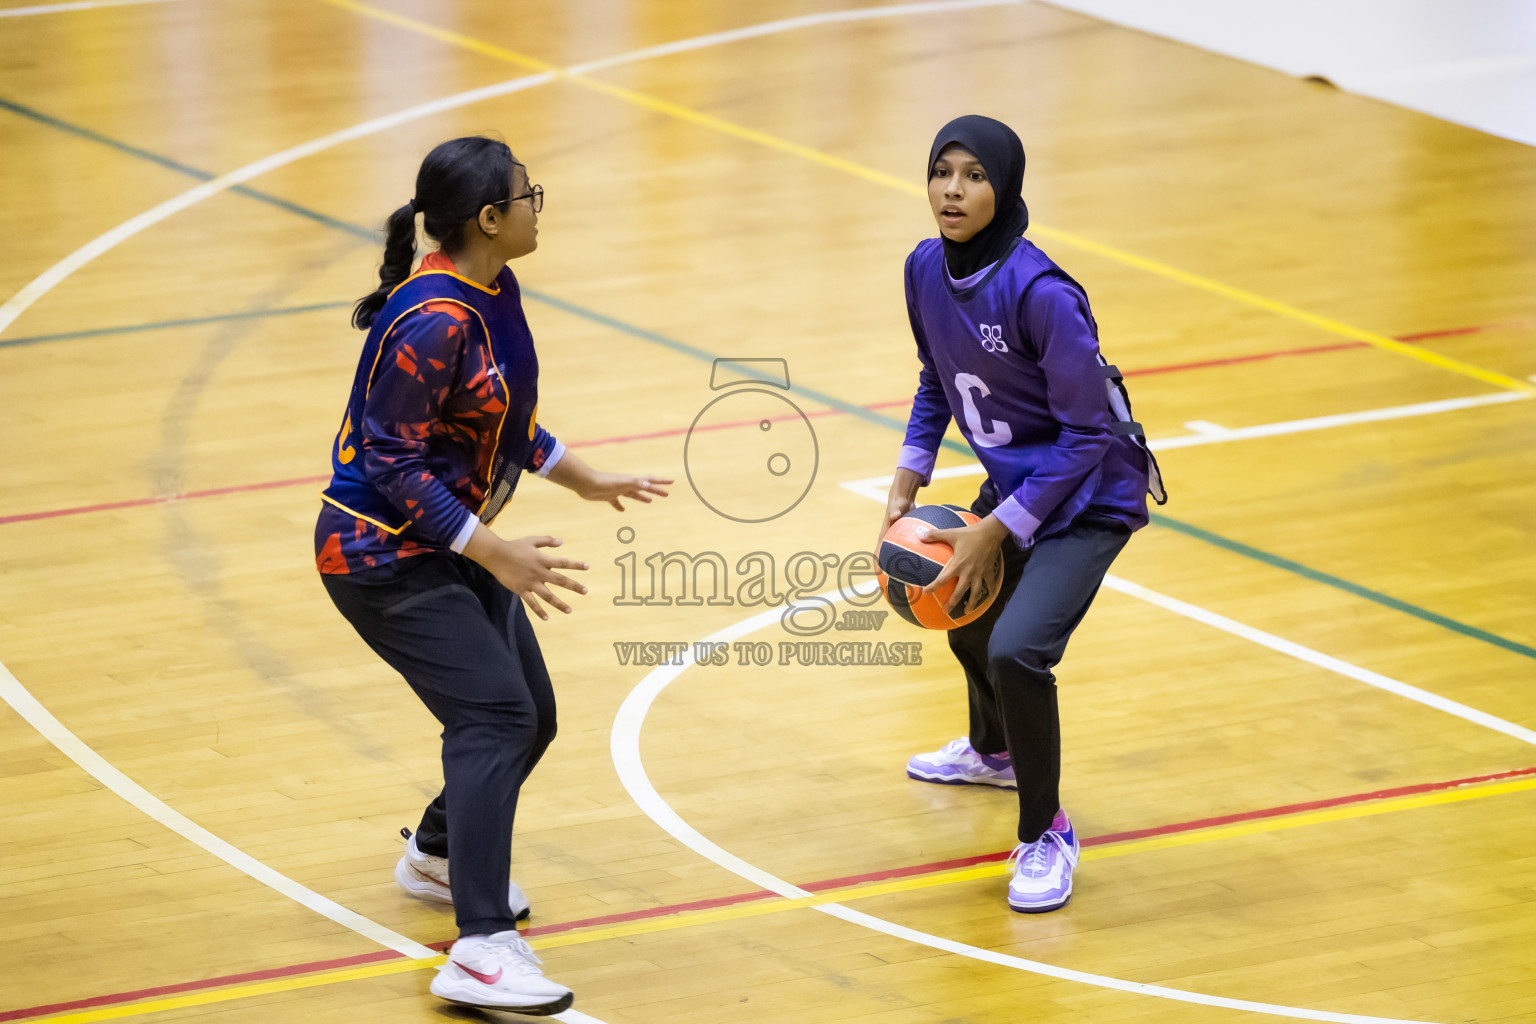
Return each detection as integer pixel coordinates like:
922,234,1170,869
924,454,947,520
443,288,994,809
1025,224,1533,393
24,773,1536,1024
22,960,438,1024
315,0,1533,395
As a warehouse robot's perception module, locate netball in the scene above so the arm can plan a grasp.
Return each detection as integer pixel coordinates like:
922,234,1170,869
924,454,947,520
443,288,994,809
878,504,1003,629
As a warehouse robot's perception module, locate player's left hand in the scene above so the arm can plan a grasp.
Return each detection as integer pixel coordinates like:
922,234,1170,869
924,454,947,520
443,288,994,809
920,516,1009,614
577,472,673,512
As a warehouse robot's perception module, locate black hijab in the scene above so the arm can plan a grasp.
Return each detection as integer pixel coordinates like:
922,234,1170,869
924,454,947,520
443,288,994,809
927,115,1029,280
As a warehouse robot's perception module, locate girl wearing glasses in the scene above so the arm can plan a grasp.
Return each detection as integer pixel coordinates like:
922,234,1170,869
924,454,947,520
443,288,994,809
316,135,669,1013
882,116,1164,915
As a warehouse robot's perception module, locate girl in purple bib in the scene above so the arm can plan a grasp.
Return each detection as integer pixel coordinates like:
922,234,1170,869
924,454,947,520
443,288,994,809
882,116,1165,914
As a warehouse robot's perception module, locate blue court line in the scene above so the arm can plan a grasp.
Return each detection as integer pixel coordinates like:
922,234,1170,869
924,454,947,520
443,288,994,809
4,93,1531,664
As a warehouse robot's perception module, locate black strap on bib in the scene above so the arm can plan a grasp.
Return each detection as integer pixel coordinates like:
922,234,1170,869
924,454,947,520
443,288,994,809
1097,359,1167,506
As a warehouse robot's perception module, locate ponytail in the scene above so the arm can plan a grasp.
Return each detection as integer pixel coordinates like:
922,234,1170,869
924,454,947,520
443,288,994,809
351,136,516,331
352,201,418,330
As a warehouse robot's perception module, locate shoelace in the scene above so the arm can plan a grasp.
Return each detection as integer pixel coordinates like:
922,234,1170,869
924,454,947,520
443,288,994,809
1007,831,1073,877
478,934,546,977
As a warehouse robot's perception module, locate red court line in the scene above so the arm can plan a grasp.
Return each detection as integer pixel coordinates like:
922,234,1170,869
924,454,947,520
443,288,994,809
799,763,1536,891
5,763,1531,1023
1395,317,1535,342
1122,340,1363,376
0,475,333,525
0,313,1525,529
1108,316,1536,378
0,400,916,527
0,951,405,1023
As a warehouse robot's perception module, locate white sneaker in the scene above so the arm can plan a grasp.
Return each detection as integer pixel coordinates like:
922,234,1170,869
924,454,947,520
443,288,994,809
431,930,573,1014
395,829,531,921
906,737,1017,788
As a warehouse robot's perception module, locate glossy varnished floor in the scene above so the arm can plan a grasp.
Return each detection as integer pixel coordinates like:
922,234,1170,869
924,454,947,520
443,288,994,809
1,1,1534,1023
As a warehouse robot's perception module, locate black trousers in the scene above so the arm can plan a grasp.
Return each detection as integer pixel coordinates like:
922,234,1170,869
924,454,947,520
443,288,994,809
948,483,1131,843
322,553,557,937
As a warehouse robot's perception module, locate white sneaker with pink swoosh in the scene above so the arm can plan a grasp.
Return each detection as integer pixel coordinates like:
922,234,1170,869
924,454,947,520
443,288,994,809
430,930,574,1013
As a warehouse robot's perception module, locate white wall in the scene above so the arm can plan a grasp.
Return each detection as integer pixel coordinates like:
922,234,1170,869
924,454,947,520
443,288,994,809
1044,0,1536,146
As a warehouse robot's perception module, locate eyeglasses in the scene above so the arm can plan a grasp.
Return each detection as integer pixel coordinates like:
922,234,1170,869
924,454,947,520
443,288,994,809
493,183,543,213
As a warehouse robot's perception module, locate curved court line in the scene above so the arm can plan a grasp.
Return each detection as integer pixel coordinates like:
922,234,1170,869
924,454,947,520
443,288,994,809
565,0,1024,75
13,774,1536,1024
0,5,1517,1018
0,669,612,1024
4,7,1525,665
612,577,1536,1021
0,0,185,16
0,70,555,340
0,0,1007,341
0,8,1038,1023
0,661,434,960
326,0,1535,397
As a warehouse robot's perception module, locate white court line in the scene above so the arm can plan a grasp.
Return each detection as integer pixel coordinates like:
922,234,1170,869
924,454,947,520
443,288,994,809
565,0,1021,74
1102,575,1536,747
0,662,436,957
0,0,185,16
1181,418,1232,436
0,0,1019,341
0,70,556,339
0,1,1032,1013
611,587,1491,1023
839,389,1533,501
604,485,1533,1018
841,478,1535,746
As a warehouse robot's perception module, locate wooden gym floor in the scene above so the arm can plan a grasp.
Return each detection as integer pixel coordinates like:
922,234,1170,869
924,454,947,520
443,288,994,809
1,1,1534,1022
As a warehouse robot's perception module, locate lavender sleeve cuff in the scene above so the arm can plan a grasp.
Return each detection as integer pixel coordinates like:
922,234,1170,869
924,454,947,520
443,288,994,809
896,445,938,485
448,510,479,554
535,439,566,478
992,494,1042,546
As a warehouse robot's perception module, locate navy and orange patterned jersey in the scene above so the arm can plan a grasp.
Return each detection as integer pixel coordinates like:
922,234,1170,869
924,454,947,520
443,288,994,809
316,251,563,575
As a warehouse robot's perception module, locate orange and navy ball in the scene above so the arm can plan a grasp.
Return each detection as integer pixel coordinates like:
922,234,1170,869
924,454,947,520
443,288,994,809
878,504,1003,630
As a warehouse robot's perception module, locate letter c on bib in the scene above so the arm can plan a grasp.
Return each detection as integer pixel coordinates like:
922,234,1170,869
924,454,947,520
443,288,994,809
954,373,1012,448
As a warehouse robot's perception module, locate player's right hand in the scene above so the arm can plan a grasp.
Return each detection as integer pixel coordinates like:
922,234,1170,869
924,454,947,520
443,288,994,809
466,525,589,620
878,467,925,549
878,496,914,549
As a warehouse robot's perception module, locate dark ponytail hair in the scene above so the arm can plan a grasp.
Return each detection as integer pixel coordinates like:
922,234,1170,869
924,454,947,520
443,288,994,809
352,136,517,330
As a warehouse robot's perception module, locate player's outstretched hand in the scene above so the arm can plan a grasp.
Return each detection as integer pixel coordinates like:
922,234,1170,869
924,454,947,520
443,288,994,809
578,472,673,512
466,528,589,620
545,451,672,512
919,516,1009,615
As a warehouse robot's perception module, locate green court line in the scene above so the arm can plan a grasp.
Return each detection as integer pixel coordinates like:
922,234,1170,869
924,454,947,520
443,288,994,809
0,96,372,240
0,302,352,349
3,93,1531,664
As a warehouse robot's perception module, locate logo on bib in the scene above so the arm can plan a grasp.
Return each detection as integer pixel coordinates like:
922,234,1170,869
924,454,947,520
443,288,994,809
978,323,1008,353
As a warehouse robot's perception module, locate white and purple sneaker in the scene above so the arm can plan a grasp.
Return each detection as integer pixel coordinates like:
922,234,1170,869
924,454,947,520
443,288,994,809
906,737,1017,788
1007,809,1079,913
